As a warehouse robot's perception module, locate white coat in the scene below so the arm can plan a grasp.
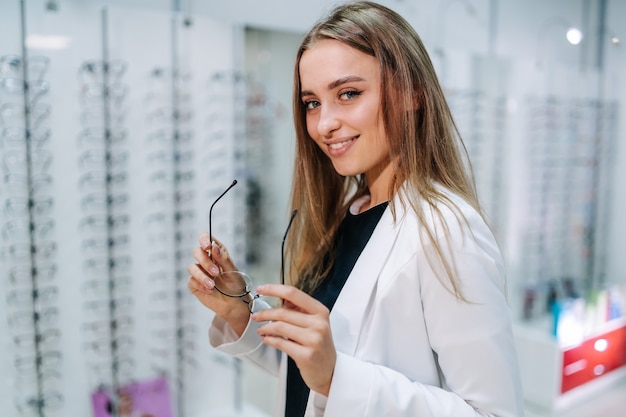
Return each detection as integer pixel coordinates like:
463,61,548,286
209,187,525,417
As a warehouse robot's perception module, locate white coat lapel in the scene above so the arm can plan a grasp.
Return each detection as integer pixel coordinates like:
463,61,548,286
329,201,405,356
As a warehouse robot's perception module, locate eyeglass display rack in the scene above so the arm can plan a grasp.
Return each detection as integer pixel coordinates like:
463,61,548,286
1,1,61,416
243,79,281,267
201,68,250,414
1,2,271,416
142,14,199,417
446,89,509,240
76,7,134,416
519,96,618,315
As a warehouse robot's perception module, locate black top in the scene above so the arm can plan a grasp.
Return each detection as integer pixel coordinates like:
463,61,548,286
284,200,388,417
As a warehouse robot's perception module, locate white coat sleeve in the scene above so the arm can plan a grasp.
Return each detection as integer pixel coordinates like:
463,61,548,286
209,314,282,377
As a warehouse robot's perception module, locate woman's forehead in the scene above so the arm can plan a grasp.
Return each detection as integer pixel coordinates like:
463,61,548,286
299,39,379,89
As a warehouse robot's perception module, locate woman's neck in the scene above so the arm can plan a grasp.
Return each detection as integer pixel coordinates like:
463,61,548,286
360,156,394,213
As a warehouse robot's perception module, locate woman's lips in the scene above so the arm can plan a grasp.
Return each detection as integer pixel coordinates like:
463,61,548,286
326,136,357,156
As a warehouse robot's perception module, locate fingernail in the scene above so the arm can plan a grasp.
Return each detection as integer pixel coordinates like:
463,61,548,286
209,265,219,276
200,240,210,250
204,278,214,289
212,243,221,255
251,313,258,321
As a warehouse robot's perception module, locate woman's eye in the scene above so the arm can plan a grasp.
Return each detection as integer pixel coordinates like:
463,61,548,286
304,100,320,110
340,89,362,100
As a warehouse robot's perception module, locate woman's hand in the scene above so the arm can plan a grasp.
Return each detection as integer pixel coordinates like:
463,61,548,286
187,233,250,335
251,284,336,396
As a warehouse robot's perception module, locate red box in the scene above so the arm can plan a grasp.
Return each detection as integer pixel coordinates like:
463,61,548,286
561,324,626,393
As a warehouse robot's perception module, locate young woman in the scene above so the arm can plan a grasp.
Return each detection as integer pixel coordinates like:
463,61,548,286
188,2,524,416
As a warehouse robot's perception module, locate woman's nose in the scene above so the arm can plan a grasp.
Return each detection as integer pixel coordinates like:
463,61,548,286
316,104,340,137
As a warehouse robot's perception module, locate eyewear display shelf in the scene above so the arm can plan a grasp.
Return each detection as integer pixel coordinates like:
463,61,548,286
514,317,626,414
1,2,61,416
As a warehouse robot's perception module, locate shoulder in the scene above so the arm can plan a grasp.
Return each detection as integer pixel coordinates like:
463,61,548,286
396,184,486,229
395,184,498,256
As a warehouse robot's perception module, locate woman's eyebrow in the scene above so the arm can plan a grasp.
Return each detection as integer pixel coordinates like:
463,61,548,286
327,75,366,90
300,75,367,97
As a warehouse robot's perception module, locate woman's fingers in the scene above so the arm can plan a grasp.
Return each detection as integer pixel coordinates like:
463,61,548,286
197,233,238,273
256,314,327,346
252,284,335,396
209,239,237,272
256,284,328,315
187,262,215,291
198,232,211,250
192,246,220,283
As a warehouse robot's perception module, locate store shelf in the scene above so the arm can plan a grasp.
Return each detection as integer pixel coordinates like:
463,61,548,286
515,318,626,414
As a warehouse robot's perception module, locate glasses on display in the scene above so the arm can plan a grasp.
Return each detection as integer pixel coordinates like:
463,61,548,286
13,328,61,350
1,126,51,148
3,148,52,174
78,126,127,146
0,102,51,129
146,128,193,145
84,334,134,356
78,171,127,190
141,60,199,386
80,192,128,212
80,82,128,105
9,306,59,329
208,180,298,313
14,390,63,417
5,172,53,195
4,195,54,217
78,59,127,83
1,47,62,417
147,149,193,165
147,168,194,185
0,77,50,105
6,285,59,307
79,149,128,170
2,217,55,240
82,316,134,335
81,276,132,297
0,55,50,81
9,263,57,286
81,234,130,254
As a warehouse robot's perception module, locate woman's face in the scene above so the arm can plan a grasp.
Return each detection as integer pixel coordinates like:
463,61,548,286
299,39,393,194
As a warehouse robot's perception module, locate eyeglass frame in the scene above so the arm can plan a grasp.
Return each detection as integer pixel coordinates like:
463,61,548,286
208,180,297,312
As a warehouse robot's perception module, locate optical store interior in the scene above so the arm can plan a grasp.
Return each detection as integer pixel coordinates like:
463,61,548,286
1,0,625,416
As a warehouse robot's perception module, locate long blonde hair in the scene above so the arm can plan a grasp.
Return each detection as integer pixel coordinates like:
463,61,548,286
286,1,484,298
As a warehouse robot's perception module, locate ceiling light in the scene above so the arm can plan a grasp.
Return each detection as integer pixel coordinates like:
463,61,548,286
26,34,72,50
566,27,583,45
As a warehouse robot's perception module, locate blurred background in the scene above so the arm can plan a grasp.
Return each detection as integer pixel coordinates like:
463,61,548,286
0,0,624,416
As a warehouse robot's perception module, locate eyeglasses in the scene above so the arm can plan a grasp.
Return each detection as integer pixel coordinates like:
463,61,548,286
0,102,51,130
9,263,57,286
1,127,51,148
14,390,63,416
211,270,277,313
78,126,127,147
0,55,50,81
3,148,52,174
78,59,127,83
208,180,297,313
4,195,54,217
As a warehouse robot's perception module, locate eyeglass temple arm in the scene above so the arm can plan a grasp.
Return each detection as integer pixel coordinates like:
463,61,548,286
208,179,237,257
281,209,298,286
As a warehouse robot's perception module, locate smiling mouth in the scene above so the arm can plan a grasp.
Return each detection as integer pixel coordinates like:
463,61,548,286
328,137,356,150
